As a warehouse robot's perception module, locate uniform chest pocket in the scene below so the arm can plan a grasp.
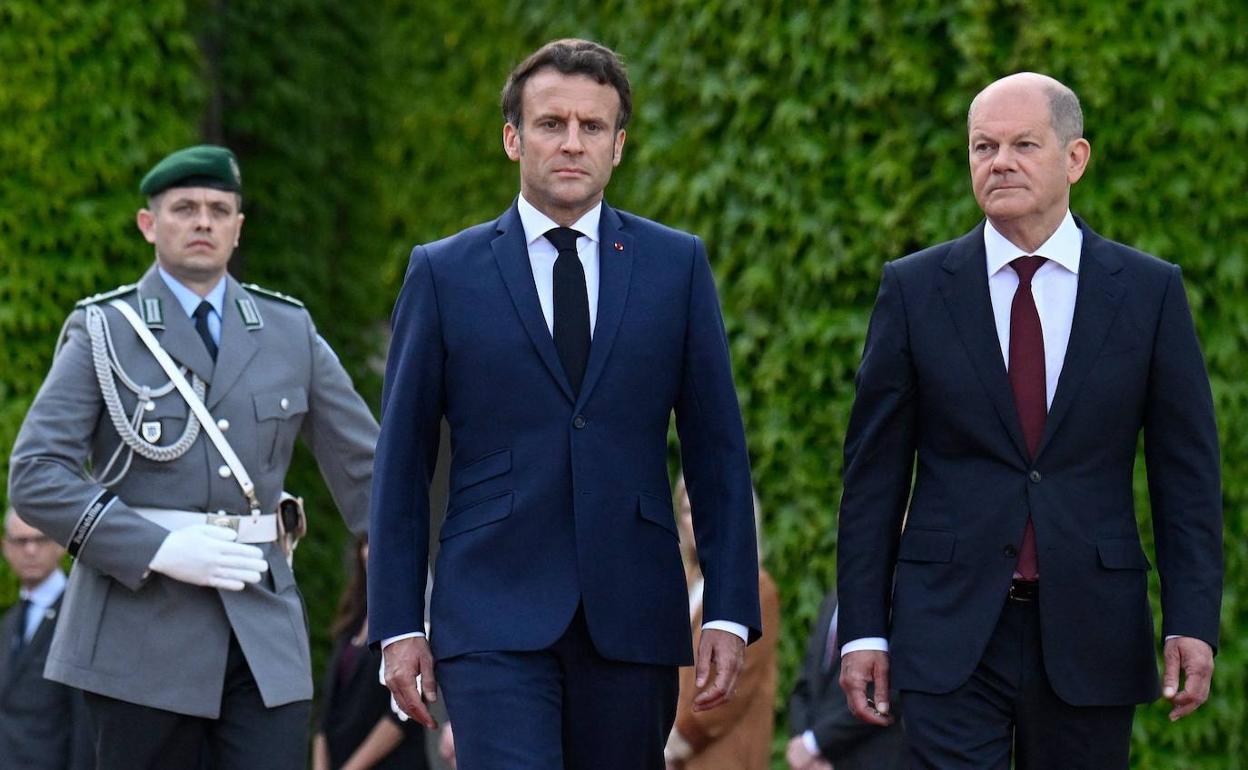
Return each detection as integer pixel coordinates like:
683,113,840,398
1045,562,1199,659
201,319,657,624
253,387,309,467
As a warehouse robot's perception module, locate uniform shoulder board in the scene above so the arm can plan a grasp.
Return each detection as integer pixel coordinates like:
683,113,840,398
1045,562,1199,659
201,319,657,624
75,283,138,308
242,282,305,308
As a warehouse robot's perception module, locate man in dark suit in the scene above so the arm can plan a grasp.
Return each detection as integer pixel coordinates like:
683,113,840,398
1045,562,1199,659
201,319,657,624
836,72,1222,768
369,39,760,770
1,508,93,769
785,590,905,770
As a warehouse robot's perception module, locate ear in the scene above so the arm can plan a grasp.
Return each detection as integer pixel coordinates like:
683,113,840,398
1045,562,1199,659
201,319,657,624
234,213,245,247
612,128,626,167
1066,138,1091,185
503,123,522,161
136,208,157,244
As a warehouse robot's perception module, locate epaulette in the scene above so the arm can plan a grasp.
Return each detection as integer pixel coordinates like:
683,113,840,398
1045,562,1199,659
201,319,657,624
75,283,138,308
242,282,305,308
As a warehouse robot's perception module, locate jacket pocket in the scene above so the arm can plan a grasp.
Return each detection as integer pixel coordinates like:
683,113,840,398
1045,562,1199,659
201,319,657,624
452,448,511,494
1097,538,1152,570
638,492,679,539
897,528,956,563
440,492,513,541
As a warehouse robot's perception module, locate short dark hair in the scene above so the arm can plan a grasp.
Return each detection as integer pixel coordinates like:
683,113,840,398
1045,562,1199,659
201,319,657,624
501,39,632,132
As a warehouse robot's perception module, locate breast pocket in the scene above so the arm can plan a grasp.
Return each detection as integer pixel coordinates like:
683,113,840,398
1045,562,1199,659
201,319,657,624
253,387,309,467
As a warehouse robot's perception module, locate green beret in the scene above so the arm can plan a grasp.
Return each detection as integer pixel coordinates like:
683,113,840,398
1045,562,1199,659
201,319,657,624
139,145,242,196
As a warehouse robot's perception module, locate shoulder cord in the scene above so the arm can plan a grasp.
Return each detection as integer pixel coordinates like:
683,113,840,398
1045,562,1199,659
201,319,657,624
83,304,204,485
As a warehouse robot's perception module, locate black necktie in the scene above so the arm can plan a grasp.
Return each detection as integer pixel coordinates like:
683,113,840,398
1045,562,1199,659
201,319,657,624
545,227,590,394
193,301,218,361
11,598,31,662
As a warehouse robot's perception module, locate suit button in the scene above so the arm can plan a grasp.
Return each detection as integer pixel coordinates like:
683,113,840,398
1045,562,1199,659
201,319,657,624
573,415,587,429
1003,545,1018,558
1029,470,1042,483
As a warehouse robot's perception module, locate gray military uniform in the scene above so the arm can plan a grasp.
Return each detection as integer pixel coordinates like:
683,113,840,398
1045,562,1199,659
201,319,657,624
8,265,378,718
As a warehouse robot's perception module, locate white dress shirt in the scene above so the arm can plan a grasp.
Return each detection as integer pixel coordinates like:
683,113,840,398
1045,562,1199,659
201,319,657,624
842,211,1082,657
384,195,746,648
158,266,226,345
18,569,66,643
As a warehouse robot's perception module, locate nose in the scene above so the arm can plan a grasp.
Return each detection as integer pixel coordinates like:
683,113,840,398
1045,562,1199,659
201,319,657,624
560,121,585,154
195,206,213,229
990,146,1016,173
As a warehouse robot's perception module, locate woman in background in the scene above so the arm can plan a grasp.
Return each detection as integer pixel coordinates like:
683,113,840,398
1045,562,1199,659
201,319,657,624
313,538,429,770
664,478,781,770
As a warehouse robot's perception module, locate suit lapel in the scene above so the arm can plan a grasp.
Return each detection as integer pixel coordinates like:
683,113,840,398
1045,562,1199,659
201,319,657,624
207,278,260,409
491,205,576,403
137,268,216,383
576,204,633,408
938,225,1031,461
1036,220,1125,457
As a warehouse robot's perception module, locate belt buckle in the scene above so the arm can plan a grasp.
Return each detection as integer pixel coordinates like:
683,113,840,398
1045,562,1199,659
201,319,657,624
1008,580,1038,602
206,513,240,532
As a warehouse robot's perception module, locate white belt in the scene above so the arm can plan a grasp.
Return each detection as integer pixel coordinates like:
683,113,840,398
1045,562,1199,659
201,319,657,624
134,508,279,544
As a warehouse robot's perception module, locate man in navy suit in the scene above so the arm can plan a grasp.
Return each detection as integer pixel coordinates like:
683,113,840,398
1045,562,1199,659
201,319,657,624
369,39,760,770
836,73,1222,768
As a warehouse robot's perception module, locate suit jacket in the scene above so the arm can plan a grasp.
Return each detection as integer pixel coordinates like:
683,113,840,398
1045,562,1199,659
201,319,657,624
0,594,93,770
8,266,378,717
837,217,1222,706
672,569,779,770
369,201,760,665
787,591,906,770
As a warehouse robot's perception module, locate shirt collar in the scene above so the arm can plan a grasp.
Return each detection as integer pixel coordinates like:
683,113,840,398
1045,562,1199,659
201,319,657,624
21,569,66,607
517,193,602,247
984,210,1082,277
157,265,227,318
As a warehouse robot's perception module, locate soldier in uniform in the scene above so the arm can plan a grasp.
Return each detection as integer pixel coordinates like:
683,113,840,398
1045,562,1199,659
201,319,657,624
8,145,380,769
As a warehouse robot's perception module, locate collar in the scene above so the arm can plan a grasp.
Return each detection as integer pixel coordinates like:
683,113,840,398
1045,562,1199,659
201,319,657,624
20,569,66,607
984,210,1082,277
157,265,227,318
517,193,602,247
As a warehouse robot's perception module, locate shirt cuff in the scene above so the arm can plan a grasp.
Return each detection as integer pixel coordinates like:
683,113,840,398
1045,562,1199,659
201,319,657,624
801,729,821,757
381,631,425,648
702,620,748,643
840,636,889,655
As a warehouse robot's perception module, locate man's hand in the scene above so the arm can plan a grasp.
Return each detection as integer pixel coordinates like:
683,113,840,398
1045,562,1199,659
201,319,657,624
1162,636,1214,721
839,650,894,726
148,525,267,591
692,628,746,712
381,636,439,729
785,735,821,769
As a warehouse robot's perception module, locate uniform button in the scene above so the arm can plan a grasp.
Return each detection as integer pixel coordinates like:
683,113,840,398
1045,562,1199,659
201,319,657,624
280,397,290,410
1003,544,1018,558
144,400,156,412
218,465,232,479
1029,470,1042,483
217,418,230,431
573,415,587,429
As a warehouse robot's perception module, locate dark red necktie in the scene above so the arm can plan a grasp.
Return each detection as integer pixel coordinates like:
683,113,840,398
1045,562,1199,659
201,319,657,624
1009,256,1048,581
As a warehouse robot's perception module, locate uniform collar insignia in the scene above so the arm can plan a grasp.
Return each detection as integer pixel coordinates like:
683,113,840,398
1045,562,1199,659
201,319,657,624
141,296,165,329
236,297,264,330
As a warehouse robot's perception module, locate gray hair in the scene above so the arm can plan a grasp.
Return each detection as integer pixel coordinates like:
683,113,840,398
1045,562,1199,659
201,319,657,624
968,73,1084,145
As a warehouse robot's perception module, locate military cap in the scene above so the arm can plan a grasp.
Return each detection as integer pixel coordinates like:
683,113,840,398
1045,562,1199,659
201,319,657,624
139,145,242,196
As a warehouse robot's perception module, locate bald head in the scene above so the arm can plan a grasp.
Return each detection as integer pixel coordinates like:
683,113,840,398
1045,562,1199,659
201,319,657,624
969,73,1083,146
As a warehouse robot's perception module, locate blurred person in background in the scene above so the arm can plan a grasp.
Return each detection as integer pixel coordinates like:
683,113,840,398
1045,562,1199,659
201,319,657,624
1,507,93,769
784,586,905,770
663,478,779,770
313,537,428,770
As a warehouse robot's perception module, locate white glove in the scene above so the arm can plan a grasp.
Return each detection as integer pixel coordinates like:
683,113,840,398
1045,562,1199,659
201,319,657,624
148,525,268,591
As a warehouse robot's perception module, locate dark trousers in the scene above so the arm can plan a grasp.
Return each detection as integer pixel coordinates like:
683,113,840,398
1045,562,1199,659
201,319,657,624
84,635,310,770
437,605,679,770
902,596,1135,769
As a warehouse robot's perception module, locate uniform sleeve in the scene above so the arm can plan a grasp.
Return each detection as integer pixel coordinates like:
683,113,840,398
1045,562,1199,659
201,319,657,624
674,236,761,642
8,309,167,590
300,315,380,536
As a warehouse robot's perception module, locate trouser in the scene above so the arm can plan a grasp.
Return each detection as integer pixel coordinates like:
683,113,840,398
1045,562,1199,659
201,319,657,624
902,593,1135,769
437,604,679,770
85,634,310,770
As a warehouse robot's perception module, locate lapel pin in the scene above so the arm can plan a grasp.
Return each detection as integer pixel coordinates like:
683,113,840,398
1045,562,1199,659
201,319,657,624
613,242,624,251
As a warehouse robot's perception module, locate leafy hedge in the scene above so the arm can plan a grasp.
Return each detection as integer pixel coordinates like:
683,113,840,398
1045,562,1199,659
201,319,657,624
3,2,1245,767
